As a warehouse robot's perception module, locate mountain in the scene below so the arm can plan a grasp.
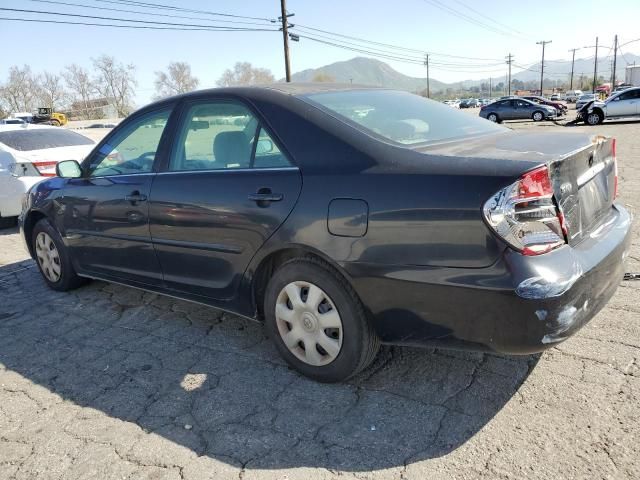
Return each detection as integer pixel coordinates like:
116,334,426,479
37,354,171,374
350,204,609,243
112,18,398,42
289,55,640,92
290,57,447,92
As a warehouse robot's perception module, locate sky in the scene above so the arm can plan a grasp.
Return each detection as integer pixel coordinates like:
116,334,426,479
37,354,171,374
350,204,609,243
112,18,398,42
2,0,640,105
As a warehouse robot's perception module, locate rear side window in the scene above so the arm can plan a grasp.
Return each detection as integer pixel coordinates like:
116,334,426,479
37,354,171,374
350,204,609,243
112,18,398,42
305,89,504,146
169,100,291,171
0,129,93,151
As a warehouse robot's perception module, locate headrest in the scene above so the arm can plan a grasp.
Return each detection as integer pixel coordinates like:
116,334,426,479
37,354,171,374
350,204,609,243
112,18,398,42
213,131,250,167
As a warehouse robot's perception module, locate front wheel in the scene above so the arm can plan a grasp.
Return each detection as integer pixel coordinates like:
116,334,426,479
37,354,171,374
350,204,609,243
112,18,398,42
264,257,380,382
487,113,499,123
532,111,544,122
32,218,86,291
586,110,604,125
50,119,61,127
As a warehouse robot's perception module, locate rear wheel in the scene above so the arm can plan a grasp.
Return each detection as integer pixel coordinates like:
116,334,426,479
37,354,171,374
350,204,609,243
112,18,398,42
264,257,379,382
32,218,86,291
532,111,544,122
50,119,61,127
487,113,499,123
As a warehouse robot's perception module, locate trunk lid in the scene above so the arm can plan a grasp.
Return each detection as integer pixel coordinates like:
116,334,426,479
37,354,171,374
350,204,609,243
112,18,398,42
548,135,616,246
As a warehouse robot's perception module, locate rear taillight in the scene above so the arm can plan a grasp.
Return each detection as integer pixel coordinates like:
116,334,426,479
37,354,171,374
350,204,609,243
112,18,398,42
612,138,618,200
32,161,58,177
483,165,566,256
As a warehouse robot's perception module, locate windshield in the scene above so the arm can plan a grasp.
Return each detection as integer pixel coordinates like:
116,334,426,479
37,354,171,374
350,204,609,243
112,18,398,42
0,129,93,151
304,89,505,146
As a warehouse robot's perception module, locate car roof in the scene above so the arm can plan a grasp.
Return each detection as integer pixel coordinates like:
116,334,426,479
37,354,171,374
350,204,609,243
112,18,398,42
0,124,57,132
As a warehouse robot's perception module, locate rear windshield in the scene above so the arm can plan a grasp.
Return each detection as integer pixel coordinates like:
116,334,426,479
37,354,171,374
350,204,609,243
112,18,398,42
0,129,93,151
304,89,505,146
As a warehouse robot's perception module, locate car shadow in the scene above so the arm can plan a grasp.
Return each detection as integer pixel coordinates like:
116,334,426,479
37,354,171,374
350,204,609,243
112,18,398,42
0,225,19,236
0,259,539,471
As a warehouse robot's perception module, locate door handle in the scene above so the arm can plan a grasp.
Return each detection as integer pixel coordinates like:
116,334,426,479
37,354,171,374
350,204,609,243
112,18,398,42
248,188,283,206
125,191,147,203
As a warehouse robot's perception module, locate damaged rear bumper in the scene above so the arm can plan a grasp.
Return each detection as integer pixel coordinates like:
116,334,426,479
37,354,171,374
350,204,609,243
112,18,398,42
345,204,632,354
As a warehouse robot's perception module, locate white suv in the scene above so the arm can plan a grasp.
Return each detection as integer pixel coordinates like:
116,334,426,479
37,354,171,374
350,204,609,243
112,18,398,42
583,87,640,125
564,90,583,103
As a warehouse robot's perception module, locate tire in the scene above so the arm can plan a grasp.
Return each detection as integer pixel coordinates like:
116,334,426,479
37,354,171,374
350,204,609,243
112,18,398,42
532,111,544,122
32,218,86,291
0,215,18,229
586,110,604,126
487,113,499,123
264,257,380,383
50,119,61,127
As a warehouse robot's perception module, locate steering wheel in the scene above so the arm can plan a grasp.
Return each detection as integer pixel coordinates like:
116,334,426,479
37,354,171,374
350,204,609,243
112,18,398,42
119,151,156,171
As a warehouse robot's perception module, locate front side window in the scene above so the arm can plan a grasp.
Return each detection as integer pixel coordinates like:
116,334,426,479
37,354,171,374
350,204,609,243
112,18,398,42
87,107,171,177
305,89,505,146
170,101,291,171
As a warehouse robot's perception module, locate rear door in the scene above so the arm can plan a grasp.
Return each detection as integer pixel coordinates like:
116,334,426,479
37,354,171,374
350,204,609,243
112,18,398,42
149,98,302,300
61,106,173,285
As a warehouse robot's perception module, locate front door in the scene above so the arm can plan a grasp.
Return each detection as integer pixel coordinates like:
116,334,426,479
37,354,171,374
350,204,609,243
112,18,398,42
606,89,638,117
61,106,173,285
149,99,302,300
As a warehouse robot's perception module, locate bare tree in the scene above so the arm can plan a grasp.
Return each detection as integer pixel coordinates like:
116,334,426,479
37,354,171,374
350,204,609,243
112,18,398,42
312,72,335,82
92,55,137,117
0,65,39,113
154,61,199,99
63,64,97,120
38,72,66,111
216,62,275,87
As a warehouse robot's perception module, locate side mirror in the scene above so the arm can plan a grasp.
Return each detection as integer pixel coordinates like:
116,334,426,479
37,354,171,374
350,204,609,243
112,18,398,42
56,160,83,178
256,138,274,155
613,97,620,101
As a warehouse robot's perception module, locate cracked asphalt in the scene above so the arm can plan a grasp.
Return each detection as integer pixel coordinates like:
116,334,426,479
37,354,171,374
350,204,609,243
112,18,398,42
1,117,639,479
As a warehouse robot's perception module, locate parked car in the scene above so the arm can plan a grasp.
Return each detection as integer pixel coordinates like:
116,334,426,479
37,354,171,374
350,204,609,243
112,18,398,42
0,125,94,227
564,90,583,103
443,100,460,109
550,94,561,101
466,98,481,108
479,98,558,123
579,86,640,125
0,118,26,125
576,93,598,110
459,99,470,108
521,95,568,115
20,85,630,382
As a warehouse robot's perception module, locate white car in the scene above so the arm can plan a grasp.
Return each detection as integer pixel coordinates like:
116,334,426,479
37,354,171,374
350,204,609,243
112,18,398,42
0,124,95,227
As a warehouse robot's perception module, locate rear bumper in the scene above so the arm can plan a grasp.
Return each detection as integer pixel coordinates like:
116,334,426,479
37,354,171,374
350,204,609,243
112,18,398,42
345,205,632,354
1,176,43,218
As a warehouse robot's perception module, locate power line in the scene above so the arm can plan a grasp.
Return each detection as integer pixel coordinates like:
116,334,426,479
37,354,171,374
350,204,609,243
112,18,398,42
26,0,275,27
93,0,274,22
421,0,530,41
0,15,274,32
0,7,280,31
290,24,504,61
450,0,529,37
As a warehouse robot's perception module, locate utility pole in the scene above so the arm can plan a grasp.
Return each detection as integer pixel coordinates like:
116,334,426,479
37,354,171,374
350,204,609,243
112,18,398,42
505,53,513,96
612,34,618,88
279,0,292,82
536,40,552,96
424,54,430,98
592,36,599,93
568,48,579,90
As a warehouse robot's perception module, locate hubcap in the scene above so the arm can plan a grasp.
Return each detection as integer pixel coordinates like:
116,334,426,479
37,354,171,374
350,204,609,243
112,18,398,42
534,113,542,121
275,281,343,366
588,113,599,125
35,232,61,283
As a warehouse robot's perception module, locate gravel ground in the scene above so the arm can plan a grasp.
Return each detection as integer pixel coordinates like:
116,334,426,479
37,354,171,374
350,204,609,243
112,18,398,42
0,117,639,480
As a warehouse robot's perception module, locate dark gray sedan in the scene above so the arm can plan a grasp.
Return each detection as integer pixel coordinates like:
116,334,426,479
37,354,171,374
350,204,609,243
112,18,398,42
479,98,558,123
19,84,630,383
